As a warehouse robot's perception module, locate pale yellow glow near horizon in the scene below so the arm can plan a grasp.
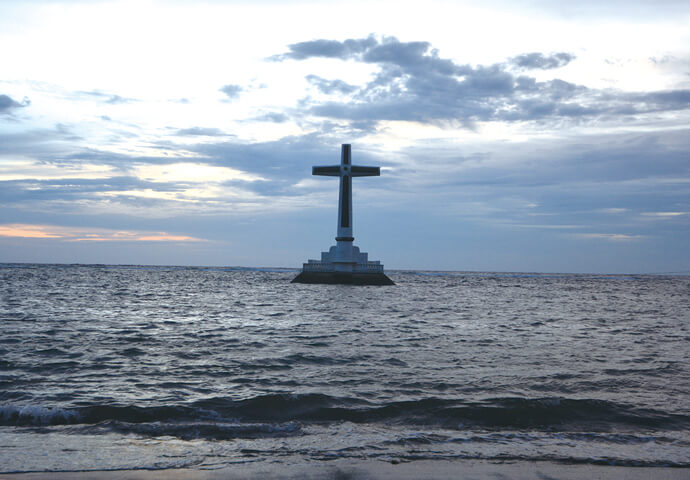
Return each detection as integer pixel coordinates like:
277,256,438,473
0,224,204,242
574,233,645,241
0,225,63,239
136,234,201,242
642,211,688,217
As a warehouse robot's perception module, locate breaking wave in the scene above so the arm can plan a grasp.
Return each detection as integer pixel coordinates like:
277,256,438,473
3,394,687,435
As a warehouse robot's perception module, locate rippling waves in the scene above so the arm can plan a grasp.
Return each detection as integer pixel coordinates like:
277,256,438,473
1,264,689,472
3,394,688,432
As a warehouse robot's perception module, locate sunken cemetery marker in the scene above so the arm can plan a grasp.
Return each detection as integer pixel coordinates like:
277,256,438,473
292,144,394,285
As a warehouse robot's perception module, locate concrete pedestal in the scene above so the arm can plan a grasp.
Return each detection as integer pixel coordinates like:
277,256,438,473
291,271,394,285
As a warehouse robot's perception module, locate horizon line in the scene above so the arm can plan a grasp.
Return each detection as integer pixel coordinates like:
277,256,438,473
1,261,688,277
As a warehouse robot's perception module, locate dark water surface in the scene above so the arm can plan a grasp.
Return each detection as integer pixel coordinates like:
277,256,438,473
1,264,688,472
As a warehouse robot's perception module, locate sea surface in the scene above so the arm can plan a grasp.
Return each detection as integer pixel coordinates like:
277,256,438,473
1,264,689,473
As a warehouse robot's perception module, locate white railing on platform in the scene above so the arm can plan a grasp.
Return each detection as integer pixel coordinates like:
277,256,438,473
354,262,384,273
302,262,384,273
302,262,328,272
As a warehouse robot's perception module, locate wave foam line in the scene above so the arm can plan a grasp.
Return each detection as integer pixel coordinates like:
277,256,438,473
2,395,688,431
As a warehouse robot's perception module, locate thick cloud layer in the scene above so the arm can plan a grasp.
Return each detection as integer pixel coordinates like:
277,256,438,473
276,36,690,126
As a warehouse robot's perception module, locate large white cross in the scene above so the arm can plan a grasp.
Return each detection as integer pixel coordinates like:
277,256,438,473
312,144,380,244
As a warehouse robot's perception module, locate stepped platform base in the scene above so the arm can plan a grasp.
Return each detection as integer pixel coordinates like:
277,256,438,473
291,271,394,285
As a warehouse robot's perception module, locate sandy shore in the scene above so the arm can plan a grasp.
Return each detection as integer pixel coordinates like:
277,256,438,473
1,460,687,480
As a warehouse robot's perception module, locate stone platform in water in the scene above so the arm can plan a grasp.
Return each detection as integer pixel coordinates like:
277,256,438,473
291,271,394,285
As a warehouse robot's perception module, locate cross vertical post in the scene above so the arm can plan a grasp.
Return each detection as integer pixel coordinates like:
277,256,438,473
338,144,353,242
312,144,380,266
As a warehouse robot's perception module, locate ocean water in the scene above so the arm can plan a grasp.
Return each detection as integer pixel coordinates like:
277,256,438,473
1,263,688,473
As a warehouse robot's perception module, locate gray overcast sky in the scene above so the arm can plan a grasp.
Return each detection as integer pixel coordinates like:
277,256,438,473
1,0,689,273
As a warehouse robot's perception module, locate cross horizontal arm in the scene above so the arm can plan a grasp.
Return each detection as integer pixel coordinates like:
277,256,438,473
312,165,341,176
350,166,380,177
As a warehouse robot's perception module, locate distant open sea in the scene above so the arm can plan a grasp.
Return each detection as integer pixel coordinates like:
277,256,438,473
1,263,688,474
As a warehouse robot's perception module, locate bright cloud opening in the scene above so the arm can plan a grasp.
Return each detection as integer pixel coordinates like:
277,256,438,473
132,163,264,183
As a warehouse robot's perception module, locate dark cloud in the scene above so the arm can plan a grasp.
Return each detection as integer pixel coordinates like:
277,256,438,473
0,125,83,159
272,36,377,60
511,52,576,69
0,176,165,203
0,94,22,112
634,89,690,110
306,75,357,95
349,120,379,132
274,36,690,127
187,134,331,178
393,129,690,244
27,131,364,196
219,84,243,99
0,94,30,114
175,127,228,136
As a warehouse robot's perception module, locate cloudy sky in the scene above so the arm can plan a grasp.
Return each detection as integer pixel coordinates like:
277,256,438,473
1,0,689,273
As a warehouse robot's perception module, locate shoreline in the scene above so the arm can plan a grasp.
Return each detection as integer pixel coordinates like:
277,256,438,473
2,460,688,480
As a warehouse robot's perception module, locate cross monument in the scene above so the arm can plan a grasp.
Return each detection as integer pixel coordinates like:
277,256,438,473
292,144,394,285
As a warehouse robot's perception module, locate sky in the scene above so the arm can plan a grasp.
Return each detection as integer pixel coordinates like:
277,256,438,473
1,0,689,273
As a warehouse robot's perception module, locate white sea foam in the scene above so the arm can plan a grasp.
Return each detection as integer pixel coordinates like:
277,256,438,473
0,405,81,425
